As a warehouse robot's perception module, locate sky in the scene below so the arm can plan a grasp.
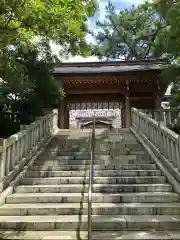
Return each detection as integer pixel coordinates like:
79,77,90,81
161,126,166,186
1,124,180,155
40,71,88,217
51,0,144,62
88,0,144,26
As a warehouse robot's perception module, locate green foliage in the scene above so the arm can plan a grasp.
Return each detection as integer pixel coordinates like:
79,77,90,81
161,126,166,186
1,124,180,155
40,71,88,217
94,1,165,60
151,0,180,114
0,0,98,55
152,0,180,58
0,42,62,136
160,64,180,84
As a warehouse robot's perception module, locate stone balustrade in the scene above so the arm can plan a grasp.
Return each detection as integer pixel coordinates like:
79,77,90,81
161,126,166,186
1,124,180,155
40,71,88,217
131,108,180,179
140,109,180,127
0,109,58,193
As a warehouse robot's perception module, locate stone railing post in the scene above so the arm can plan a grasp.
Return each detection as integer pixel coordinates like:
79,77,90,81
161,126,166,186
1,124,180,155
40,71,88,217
0,139,7,182
52,109,58,134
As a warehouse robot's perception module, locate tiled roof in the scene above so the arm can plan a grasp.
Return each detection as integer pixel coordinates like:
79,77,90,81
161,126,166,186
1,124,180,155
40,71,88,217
54,59,168,74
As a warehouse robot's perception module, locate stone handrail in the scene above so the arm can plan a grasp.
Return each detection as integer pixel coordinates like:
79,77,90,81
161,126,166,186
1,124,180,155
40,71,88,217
0,109,58,193
140,109,180,127
131,108,180,178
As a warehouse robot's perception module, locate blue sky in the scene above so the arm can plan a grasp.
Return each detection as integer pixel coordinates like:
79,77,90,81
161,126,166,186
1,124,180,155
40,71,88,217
52,0,144,62
89,0,144,25
86,0,144,45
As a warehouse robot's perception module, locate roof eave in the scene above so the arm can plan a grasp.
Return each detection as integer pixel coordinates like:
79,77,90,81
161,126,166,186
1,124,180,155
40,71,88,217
53,67,164,75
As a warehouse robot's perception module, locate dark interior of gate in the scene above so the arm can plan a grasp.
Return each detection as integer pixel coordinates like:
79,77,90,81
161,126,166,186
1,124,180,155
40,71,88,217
54,60,168,129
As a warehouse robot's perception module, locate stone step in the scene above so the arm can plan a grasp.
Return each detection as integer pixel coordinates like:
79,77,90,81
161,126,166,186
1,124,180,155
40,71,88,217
38,151,146,160
96,138,142,143
0,230,178,240
45,150,145,156
0,215,180,230
98,148,144,155
98,145,143,152
44,149,144,157
42,152,145,158
7,192,179,204
35,158,153,165
20,176,166,185
38,154,145,161
47,143,143,149
31,164,157,171
14,183,172,193
2,203,180,216
41,151,89,157
26,170,162,178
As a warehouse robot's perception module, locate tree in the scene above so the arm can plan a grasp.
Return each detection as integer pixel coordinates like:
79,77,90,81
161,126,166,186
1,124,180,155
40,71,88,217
0,0,98,137
151,0,180,110
93,1,165,60
136,0,180,133
0,0,98,56
151,0,180,60
0,41,63,136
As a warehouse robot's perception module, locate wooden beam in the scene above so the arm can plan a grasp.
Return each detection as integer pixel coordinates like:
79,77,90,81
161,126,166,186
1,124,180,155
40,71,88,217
130,97,153,100
66,89,125,95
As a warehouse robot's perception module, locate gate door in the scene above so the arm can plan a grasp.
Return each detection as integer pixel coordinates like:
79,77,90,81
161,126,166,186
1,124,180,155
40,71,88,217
68,102,122,129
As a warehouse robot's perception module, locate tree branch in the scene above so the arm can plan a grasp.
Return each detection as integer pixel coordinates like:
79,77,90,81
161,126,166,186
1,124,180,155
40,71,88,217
110,17,138,59
144,18,163,59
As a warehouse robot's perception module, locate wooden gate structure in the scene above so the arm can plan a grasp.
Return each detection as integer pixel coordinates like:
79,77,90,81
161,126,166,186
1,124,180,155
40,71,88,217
53,59,168,129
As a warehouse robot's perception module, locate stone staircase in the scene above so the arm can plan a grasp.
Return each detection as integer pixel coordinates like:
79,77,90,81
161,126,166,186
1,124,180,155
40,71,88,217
0,129,180,239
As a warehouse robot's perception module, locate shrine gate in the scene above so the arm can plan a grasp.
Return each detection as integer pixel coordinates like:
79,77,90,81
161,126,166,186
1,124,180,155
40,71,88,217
53,59,168,129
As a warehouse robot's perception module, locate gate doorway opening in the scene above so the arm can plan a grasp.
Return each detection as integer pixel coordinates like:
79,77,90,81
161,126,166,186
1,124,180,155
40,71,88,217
68,101,123,129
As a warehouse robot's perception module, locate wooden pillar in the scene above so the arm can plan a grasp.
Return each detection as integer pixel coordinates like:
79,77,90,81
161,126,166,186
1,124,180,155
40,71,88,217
125,95,131,128
58,98,65,129
58,78,69,129
124,80,131,128
121,101,125,128
64,100,69,129
155,95,161,110
154,95,164,122
155,80,161,110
